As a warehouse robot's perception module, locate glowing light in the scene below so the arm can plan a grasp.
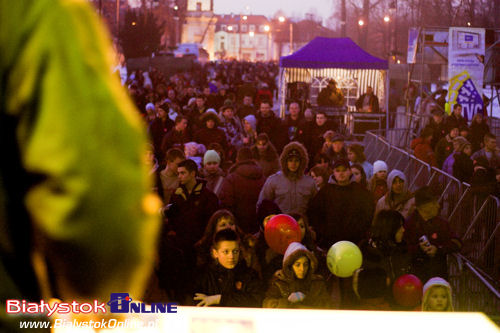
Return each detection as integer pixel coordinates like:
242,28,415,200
264,25,270,32
242,15,248,20
397,59,401,64
131,21,136,26
358,19,364,26
173,5,178,10
227,26,233,31
384,15,390,22
278,16,285,23
249,31,255,37
467,22,471,26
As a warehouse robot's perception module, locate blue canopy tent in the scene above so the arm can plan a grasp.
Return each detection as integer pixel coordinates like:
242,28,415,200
278,37,389,128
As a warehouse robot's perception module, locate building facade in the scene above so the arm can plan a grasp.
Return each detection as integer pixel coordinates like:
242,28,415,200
181,0,216,59
214,15,271,61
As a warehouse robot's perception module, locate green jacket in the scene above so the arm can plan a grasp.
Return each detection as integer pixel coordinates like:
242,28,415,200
0,0,160,327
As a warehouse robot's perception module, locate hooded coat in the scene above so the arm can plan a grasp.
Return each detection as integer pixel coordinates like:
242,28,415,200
375,170,416,219
257,142,317,215
263,243,331,308
219,160,266,233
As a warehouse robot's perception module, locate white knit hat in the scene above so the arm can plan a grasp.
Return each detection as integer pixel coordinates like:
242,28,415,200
203,150,221,165
373,160,388,174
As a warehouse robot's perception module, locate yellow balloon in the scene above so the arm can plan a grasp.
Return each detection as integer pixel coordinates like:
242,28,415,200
326,241,363,278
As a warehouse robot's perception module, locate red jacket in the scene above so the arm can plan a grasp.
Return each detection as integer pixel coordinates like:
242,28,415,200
411,137,437,167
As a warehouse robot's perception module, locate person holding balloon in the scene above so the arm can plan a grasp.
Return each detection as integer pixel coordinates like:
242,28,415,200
263,242,331,309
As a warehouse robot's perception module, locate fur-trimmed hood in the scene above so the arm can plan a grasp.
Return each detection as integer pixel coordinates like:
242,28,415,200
282,242,318,280
280,141,309,179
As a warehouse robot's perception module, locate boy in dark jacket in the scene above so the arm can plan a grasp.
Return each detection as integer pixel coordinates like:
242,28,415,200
193,229,263,307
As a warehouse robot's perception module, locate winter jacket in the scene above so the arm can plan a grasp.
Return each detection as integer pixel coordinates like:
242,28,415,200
452,152,473,183
375,170,416,219
161,128,191,152
167,179,219,250
308,179,375,250
219,115,244,148
434,136,454,168
444,114,468,132
219,160,266,233
471,148,500,170
263,243,331,308
193,261,263,307
411,137,437,167
258,142,317,215
469,121,489,153
251,141,281,178
194,127,228,151
199,168,226,197
256,111,286,151
358,239,411,282
404,210,461,282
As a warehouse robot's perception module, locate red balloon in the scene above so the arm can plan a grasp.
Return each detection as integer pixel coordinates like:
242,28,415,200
264,214,301,254
392,274,423,307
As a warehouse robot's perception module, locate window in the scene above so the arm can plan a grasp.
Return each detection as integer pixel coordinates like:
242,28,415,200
221,24,226,31
196,2,201,11
249,25,255,32
241,24,247,32
220,42,225,50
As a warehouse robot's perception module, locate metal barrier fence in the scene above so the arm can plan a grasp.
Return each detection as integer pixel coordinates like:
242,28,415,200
363,129,500,319
449,254,500,321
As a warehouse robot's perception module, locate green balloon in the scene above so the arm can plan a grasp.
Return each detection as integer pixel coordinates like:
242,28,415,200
326,241,363,278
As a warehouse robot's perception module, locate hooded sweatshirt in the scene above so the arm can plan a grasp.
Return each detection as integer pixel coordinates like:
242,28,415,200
421,277,454,311
263,242,331,308
257,142,317,215
375,170,416,219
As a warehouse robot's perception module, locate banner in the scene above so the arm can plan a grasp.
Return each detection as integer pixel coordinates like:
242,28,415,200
447,27,485,120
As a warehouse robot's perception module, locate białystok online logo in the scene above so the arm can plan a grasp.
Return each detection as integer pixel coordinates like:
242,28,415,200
107,293,177,314
6,293,177,317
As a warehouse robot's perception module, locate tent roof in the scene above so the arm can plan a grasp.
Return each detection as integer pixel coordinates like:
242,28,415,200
280,37,388,70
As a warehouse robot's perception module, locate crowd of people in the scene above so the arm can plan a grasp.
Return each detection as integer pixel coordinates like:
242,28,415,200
411,103,500,197
124,62,464,310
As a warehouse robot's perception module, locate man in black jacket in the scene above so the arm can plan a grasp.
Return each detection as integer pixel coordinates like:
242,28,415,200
307,159,374,250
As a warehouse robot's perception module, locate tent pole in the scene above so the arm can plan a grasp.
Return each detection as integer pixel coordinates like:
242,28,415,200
386,70,390,131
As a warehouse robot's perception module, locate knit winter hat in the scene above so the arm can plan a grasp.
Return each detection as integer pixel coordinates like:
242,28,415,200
244,115,257,131
422,277,454,311
373,160,388,174
452,136,470,152
203,150,221,165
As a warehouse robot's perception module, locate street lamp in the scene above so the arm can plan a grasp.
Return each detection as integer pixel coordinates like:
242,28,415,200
277,16,293,55
358,19,364,26
383,15,390,23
